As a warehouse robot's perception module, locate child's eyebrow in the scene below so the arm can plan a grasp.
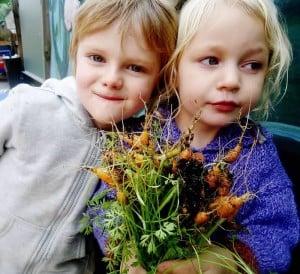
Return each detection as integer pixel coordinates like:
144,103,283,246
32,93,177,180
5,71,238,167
127,58,153,65
243,46,269,57
125,57,157,68
83,47,105,54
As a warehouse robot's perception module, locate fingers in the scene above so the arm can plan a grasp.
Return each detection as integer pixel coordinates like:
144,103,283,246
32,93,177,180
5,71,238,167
157,259,200,274
121,257,147,274
128,266,147,274
157,260,175,273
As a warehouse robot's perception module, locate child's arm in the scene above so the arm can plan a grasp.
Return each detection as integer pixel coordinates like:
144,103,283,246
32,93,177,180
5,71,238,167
85,181,114,253
231,133,299,273
124,258,147,274
0,89,16,156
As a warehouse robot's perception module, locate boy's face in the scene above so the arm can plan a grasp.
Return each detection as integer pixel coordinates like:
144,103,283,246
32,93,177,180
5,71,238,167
75,21,160,129
176,3,269,138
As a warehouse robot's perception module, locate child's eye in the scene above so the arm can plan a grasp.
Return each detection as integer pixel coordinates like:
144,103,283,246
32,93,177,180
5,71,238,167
201,56,219,66
89,55,104,63
128,64,143,73
242,62,263,72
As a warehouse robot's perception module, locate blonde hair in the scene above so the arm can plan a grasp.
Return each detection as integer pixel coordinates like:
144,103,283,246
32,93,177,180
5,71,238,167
70,0,177,73
164,0,292,119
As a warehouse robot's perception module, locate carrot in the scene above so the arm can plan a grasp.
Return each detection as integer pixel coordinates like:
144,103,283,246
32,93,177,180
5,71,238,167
218,176,232,196
229,193,251,207
138,131,150,146
86,167,119,188
179,149,193,161
194,211,210,225
192,152,204,163
223,143,242,163
172,159,178,174
205,165,222,188
210,193,251,220
120,134,134,146
213,196,238,220
218,186,230,196
121,131,152,152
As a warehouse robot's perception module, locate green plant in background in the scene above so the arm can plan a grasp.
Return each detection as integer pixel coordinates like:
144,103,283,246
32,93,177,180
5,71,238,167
0,0,11,22
0,0,11,41
82,112,254,274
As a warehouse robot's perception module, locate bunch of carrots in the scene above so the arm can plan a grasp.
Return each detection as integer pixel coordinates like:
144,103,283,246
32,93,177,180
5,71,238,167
81,112,253,274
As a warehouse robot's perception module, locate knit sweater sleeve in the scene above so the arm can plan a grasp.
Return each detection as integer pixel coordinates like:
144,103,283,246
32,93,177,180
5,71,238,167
86,180,117,255
233,133,299,274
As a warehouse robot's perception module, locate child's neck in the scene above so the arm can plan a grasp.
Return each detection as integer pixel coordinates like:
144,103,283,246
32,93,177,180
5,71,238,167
175,116,219,149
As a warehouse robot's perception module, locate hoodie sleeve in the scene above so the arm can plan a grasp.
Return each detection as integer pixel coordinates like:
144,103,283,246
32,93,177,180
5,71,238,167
233,135,299,274
0,87,20,156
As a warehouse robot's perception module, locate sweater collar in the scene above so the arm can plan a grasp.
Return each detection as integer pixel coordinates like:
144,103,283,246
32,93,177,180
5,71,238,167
163,114,267,153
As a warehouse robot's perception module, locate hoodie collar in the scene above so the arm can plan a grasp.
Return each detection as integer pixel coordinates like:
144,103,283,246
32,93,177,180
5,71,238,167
40,76,94,128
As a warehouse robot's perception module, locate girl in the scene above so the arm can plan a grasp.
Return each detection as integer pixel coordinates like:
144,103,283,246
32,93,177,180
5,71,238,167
156,0,299,273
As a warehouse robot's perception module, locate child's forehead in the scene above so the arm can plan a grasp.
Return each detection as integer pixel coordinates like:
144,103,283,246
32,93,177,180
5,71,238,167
179,1,269,56
180,1,265,42
80,22,159,58
117,22,162,58
204,1,258,21
205,3,260,27
90,19,150,45
185,0,262,22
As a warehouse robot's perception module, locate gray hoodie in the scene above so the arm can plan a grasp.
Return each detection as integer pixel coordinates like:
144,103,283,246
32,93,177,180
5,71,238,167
0,76,103,273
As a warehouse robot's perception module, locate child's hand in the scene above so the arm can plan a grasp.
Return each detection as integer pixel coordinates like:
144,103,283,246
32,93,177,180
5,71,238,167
122,257,147,274
127,265,147,274
156,245,237,274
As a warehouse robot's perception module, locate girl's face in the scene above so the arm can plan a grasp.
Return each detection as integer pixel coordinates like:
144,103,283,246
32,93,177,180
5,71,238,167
75,21,160,129
176,2,269,139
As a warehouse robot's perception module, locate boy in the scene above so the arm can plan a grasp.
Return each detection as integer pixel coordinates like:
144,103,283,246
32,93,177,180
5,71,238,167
0,0,177,273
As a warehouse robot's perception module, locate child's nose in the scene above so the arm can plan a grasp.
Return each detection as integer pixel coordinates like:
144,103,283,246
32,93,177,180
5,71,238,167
217,64,240,92
102,67,123,90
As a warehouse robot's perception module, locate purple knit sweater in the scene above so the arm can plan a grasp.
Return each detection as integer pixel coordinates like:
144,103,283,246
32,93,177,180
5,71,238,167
164,118,299,273
89,117,299,273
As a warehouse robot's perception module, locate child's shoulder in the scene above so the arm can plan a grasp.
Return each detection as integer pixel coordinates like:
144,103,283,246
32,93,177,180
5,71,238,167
7,76,76,106
40,76,76,95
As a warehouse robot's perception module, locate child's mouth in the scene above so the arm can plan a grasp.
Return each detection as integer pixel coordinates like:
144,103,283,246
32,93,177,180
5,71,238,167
93,91,124,101
211,101,238,112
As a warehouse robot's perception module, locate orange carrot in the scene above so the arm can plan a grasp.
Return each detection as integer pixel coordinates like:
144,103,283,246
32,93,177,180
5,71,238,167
205,165,222,188
179,149,193,161
210,193,251,220
194,211,210,225
87,167,119,188
223,143,242,163
192,152,204,163
138,131,150,146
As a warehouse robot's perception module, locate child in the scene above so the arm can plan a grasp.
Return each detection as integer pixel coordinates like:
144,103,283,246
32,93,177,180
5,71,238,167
0,0,177,273
154,0,300,273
